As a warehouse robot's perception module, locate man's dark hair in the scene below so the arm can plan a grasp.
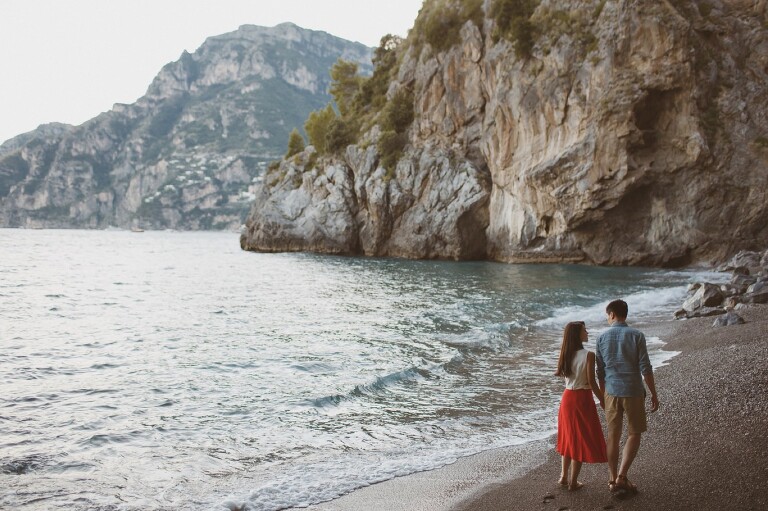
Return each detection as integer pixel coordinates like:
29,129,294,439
606,299,628,319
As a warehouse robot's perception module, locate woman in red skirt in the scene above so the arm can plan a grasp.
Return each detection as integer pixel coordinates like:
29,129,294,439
555,321,607,490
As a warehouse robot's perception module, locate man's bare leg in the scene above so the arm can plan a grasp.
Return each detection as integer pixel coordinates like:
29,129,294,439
617,433,641,490
607,420,622,484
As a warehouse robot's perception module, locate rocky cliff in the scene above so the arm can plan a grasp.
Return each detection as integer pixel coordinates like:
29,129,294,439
241,0,768,266
0,23,371,230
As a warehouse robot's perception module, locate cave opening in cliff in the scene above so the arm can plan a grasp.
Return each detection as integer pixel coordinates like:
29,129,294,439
632,89,677,148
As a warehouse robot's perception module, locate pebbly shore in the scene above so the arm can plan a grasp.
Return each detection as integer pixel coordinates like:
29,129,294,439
451,303,768,511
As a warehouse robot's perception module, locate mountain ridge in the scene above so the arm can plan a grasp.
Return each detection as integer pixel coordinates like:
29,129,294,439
0,23,372,230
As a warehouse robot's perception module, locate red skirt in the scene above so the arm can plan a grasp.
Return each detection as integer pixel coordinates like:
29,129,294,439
556,389,607,463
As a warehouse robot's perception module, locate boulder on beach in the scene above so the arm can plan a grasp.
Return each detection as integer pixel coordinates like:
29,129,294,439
731,274,758,293
682,283,724,312
719,283,742,297
688,307,727,318
745,289,768,304
713,311,746,327
675,248,768,322
675,306,727,320
747,281,768,295
719,250,764,275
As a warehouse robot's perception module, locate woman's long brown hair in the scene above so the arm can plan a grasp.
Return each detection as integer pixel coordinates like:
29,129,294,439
555,321,585,377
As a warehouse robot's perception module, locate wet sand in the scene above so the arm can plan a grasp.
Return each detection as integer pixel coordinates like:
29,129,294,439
305,304,768,511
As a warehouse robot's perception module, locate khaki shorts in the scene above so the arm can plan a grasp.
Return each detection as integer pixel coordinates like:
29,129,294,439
605,394,647,434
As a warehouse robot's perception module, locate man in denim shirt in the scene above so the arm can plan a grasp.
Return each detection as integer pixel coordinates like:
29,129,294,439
596,300,659,494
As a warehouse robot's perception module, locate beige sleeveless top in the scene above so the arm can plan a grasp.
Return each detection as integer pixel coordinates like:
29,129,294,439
564,349,591,390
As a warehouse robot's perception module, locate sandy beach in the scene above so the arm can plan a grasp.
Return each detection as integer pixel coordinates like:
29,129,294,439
306,304,768,511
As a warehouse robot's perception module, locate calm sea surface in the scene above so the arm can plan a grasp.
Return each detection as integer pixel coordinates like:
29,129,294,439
0,230,717,510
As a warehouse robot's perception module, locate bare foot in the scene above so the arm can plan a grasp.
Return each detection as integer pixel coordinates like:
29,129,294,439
568,482,584,491
558,476,568,486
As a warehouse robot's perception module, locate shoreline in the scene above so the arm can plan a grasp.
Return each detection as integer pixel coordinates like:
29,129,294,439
303,304,768,511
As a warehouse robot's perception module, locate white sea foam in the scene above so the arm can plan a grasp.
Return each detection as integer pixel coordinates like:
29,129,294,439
535,286,685,329
651,349,680,368
437,327,510,352
216,421,556,511
536,268,731,330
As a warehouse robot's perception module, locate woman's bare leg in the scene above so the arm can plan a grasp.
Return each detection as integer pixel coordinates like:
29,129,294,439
559,456,571,484
569,460,583,490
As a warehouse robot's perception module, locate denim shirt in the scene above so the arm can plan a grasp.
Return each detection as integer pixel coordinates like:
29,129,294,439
596,322,652,398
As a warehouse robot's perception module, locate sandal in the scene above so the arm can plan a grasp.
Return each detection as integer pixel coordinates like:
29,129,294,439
616,474,638,493
608,479,617,492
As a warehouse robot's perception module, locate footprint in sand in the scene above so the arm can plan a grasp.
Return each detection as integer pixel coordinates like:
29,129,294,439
543,493,555,504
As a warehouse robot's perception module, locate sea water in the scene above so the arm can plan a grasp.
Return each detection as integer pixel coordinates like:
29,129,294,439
0,230,722,510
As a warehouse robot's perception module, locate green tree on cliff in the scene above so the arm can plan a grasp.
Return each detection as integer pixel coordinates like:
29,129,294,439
304,104,336,154
286,34,411,159
357,34,402,113
329,60,362,117
489,0,539,58
377,87,415,172
285,128,305,158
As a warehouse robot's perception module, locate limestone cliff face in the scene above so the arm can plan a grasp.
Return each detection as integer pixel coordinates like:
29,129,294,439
241,0,768,266
0,23,371,230
244,138,490,259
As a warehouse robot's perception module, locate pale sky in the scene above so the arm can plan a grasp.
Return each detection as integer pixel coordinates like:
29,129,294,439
0,0,424,144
